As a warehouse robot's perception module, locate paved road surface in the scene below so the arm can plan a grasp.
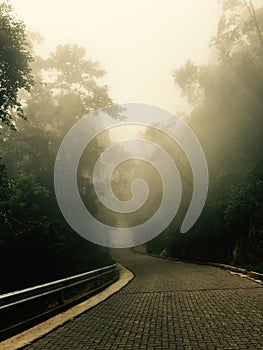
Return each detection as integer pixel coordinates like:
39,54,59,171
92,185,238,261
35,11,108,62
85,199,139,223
25,249,263,349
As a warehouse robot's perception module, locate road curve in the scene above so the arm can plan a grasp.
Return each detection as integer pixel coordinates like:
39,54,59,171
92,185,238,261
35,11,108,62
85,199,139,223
25,249,263,349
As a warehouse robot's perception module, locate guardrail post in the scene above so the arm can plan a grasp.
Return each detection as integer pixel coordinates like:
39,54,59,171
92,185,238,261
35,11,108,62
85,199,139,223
94,274,98,289
58,289,64,305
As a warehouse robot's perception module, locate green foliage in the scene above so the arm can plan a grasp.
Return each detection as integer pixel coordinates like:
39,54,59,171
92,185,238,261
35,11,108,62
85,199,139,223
0,161,10,203
33,43,113,135
173,60,202,105
45,44,105,86
8,175,49,218
0,3,33,129
223,166,263,224
0,12,115,292
148,0,263,271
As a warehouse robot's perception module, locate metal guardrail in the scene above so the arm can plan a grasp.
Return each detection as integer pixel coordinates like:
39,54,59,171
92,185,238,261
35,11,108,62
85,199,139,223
0,263,117,311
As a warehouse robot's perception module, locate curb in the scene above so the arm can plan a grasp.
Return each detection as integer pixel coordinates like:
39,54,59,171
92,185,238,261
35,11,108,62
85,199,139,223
0,263,134,350
134,250,263,285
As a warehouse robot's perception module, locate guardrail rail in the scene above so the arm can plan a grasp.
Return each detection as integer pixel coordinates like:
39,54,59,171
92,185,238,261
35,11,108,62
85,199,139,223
0,263,118,340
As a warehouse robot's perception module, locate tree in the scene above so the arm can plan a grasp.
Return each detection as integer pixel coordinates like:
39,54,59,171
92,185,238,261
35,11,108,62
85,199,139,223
215,0,263,60
0,3,33,129
0,38,117,292
147,0,263,270
242,0,263,48
34,44,113,135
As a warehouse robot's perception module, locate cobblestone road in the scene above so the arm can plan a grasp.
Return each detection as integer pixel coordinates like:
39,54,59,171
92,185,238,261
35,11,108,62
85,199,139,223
25,249,263,350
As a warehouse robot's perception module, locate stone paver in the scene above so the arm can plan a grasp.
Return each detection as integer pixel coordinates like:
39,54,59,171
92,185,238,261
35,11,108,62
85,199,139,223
24,249,263,350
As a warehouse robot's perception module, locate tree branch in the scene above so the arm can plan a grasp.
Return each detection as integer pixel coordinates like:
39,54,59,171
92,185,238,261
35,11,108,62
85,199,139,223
242,0,263,48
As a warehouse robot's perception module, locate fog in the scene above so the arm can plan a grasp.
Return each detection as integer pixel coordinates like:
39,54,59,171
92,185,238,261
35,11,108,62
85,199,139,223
12,0,221,112
1,0,263,292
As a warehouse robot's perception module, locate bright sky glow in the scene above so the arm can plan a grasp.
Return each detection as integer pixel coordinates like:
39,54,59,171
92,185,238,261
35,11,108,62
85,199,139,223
11,0,222,113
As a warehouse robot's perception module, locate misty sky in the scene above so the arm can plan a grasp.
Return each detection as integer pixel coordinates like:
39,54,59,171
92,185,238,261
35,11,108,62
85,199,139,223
9,0,246,113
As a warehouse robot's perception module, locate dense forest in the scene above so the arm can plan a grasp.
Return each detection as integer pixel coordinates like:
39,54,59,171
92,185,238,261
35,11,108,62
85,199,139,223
146,0,263,272
0,0,262,296
0,3,114,293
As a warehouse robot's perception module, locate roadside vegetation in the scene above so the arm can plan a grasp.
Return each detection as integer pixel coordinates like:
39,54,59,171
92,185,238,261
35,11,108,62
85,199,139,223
146,1,263,273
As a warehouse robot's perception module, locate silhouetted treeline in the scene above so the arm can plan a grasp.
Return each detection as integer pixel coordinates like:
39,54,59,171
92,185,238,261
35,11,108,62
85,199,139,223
146,1,263,272
0,4,113,293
